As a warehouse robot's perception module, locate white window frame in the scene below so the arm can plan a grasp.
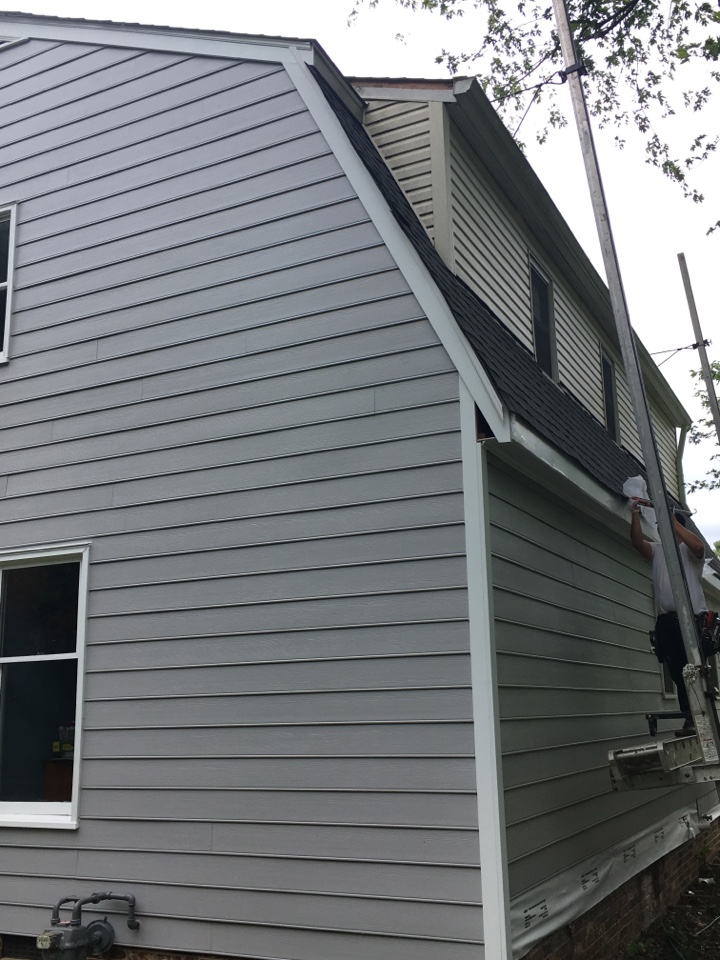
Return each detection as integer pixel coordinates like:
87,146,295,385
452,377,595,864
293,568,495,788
0,204,17,363
0,542,89,829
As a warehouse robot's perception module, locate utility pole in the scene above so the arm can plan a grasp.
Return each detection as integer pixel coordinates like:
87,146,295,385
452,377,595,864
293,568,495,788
550,0,720,761
678,252,720,447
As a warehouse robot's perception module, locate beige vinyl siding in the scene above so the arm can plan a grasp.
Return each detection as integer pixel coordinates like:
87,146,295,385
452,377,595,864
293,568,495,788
449,124,533,350
365,98,681,498
364,99,434,239
655,411,680,499
0,39,482,960
488,457,711,897
553,286,606,421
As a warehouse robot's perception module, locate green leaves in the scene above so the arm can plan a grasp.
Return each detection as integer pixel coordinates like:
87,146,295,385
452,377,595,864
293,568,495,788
688,360,720,492
352,0,719,218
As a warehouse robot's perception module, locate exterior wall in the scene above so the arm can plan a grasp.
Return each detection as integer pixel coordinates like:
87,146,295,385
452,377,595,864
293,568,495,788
522,813,720,960
449,126,533,351
487,456,713,900
448,125,681,498
363,99,434,240
0,40,482,960
363,103,682,498
616,366,680,498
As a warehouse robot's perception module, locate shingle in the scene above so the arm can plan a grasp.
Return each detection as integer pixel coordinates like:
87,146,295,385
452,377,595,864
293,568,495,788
314,69,648,498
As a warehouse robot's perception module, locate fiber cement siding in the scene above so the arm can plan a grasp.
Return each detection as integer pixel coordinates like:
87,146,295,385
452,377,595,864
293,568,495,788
488,457,712,898
0,38,482,960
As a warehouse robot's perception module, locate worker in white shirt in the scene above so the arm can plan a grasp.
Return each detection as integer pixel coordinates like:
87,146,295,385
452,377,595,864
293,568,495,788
630,502,706,735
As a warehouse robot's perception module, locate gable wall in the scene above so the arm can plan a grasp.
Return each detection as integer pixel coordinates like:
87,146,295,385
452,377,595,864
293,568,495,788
0,38,483,960
487,456,713,903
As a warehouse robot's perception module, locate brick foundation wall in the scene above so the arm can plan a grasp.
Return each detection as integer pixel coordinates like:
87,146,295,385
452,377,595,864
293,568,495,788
522,814,720,960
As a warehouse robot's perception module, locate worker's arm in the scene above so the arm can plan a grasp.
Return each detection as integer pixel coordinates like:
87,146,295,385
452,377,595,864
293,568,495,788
629,501,652,561
673,514,705,560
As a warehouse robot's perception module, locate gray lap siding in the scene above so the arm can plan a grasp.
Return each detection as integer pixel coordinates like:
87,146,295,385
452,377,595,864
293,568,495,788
0,39,481,960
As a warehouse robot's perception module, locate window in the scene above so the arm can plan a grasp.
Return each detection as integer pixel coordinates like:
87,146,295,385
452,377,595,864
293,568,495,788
601,350,619,442
530,265,555,378
0,206,16,361
0,545,88,827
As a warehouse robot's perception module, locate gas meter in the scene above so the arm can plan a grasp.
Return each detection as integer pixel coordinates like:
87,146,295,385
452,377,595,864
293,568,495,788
37,892,139,960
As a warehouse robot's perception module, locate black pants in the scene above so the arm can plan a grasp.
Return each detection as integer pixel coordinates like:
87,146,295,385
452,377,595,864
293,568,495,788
654,612,692,716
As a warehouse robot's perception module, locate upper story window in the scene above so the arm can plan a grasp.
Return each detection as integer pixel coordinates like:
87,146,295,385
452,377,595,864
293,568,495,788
0,545,88,828
0,206,16,361
530,265,556,378
601,350,619,442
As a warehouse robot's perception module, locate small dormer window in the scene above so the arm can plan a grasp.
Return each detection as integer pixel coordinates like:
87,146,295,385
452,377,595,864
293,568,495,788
601,350,619,441
530,265,555,378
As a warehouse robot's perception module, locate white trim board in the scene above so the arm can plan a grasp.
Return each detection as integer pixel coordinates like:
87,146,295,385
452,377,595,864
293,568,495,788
0,14,313,64
460,380,513,959
286,54,511,442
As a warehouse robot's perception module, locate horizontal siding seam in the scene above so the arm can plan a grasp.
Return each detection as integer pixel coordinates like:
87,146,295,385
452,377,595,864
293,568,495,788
17,174,348,272
90,552,466,594
0,869,479,907
2,296,430,419
2,54,243,148
0,65,292,190
87,583,469,619
19,115,324,238
16,206,369,296
16,218,375,309
85,682,472,702
85,651,470,675
13,236,387,317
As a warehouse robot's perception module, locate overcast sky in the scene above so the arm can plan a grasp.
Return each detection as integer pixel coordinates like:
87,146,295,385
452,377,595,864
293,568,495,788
3,1,718,541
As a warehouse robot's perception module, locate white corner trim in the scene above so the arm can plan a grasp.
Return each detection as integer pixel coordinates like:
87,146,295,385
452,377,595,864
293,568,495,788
460,380,513,959
0,17,313,64
286,54,511,443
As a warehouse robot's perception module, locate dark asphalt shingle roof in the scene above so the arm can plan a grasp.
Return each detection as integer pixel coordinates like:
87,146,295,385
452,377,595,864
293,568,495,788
314,69,655,499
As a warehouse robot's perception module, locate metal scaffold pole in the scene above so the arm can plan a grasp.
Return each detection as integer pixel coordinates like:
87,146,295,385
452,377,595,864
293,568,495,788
677,252,720,448
550,0,720,763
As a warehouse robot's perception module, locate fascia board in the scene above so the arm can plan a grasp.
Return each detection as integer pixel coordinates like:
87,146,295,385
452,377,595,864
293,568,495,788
448,81,690,427
286,54,511,442
351,84,456,103
0,13,314,64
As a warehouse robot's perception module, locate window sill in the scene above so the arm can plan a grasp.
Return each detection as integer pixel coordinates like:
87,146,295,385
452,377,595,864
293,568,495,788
0,805,77,829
